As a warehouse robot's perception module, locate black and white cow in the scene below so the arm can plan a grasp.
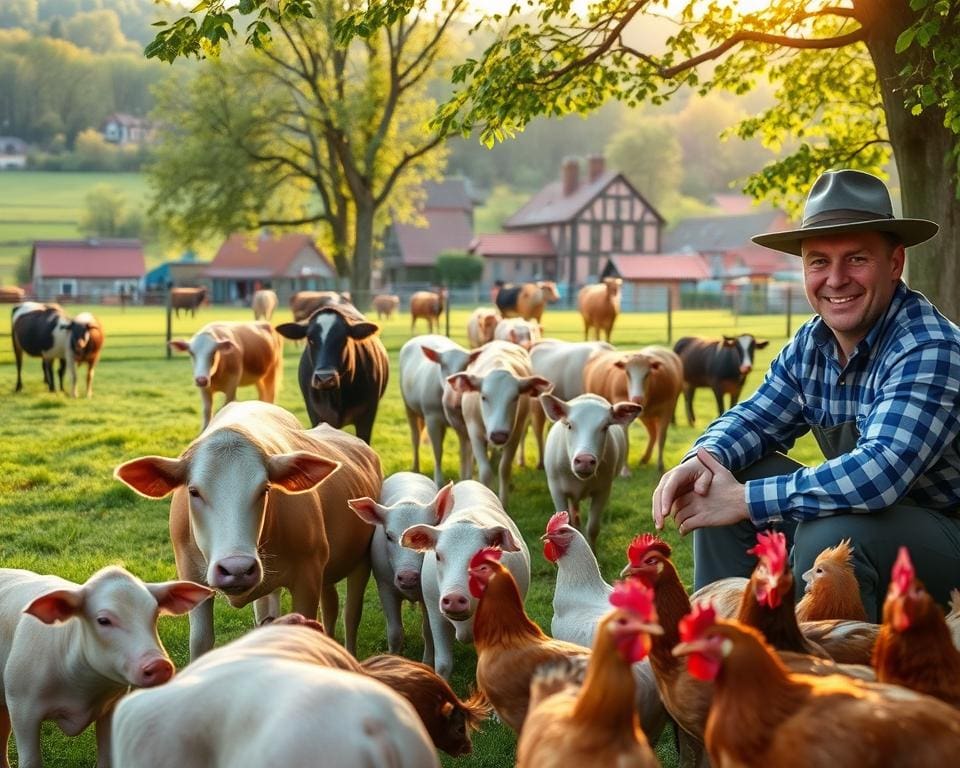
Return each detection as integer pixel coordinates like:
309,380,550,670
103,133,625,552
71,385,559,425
673,333,770,425
11,302,71,393
275,306,389,444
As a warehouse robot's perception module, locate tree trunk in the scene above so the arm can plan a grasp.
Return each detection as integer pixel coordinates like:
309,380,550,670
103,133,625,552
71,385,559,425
352,197,375,310
867,1,960,323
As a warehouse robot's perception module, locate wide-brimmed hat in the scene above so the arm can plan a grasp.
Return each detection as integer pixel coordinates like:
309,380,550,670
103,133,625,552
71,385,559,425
751,169,939,256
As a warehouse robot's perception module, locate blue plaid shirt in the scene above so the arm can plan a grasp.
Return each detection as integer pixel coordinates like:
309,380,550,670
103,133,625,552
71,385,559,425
689,282,960,526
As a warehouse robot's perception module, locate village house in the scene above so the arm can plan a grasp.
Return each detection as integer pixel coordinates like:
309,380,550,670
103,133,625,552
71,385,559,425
0,137,28,169
30,239,145,301
101,113,152,145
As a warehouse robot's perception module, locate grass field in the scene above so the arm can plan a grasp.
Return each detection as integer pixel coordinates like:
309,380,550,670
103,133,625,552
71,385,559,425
0,306,820,767
0,171,153,286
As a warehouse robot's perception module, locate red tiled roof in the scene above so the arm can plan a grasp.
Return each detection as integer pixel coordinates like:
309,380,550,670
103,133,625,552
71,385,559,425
32,240,145,278
393,210,474,266
606,253,711,281
208,233,333,277
723,246,799,277
469,232,556,258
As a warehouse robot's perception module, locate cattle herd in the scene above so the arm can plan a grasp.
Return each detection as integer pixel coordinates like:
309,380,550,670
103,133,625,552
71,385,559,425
5,285,768,766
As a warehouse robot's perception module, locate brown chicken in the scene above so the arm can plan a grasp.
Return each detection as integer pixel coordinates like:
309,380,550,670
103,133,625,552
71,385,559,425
469,546,592,733
515,579,662,768
795,538,868,622
673,603,960,767
871,546,960,708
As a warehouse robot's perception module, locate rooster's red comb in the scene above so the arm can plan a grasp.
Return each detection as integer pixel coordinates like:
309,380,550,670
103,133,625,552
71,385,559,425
469,546,503,570
679,601,717,642
546,511,570,534
610,579,657,621
747,530,787,576
891,546,915,597
627,533,672,566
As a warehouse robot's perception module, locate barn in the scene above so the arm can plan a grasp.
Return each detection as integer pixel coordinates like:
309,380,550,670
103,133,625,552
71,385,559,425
30,239,145,302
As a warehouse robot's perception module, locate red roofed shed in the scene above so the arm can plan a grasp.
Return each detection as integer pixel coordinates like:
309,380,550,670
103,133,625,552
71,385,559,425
31,239,145,302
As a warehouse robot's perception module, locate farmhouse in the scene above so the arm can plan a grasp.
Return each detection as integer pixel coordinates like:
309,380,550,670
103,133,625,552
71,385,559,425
30,239,145,301
101,113,152,145
379,178,475,286
0,136,28,169
205,232,337,304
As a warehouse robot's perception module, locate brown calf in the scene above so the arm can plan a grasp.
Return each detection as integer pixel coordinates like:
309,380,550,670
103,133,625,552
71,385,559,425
290,290,353,322
251,289,278,321
494,281,559,323
578,277,622,342
371,294,400,320
410,290,446,334
170,287,208,318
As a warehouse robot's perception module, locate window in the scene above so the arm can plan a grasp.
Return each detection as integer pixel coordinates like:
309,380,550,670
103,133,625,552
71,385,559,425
59,280,76,296
612,222,622,251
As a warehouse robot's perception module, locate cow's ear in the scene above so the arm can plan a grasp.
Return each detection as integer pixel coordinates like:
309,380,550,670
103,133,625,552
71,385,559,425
467,348,484,366
519,376,552,396
148,581,214,616
421,345,441,364
401,524,440,552
346,322,379,340
114,456,186,498
348,497,388,526
25,588,84,625
611,402,643,426
722,336,737,345
539,393,568,423
613,357,627,369
275,322,307,340
649,360,661,370
756,339,770,349
267,452,340,493
448,373,480,393
216,339,236,353
486,526,521,552
508,330,519,344
168,339,191,353
432,482,456,522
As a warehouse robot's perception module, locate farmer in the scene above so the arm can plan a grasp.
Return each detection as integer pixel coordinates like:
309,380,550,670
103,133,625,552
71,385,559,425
652,169,960,621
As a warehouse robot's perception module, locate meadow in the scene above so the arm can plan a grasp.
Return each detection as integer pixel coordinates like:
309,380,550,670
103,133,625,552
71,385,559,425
0,304,819,767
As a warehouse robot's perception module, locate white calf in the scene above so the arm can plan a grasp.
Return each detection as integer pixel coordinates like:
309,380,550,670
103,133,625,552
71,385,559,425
493,317,542,349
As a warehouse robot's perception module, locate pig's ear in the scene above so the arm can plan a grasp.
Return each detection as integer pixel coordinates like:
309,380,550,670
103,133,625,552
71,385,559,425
432,482,456,523
25,589,84,624
267,452,340,493
401,524,440,552
611,402,643,426
114,456,186,498
168,339,190,353
148,581,214,615
486,526,521,552
348,497,387,526
539,393,568,423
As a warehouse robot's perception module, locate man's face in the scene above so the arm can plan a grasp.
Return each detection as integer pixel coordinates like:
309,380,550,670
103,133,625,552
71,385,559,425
801,230,904,357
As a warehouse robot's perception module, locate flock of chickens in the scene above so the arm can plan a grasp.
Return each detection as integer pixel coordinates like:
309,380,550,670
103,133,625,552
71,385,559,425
465,512,960,766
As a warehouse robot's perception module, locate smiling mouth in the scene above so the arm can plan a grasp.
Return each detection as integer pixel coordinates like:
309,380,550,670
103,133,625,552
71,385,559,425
824,296,858,304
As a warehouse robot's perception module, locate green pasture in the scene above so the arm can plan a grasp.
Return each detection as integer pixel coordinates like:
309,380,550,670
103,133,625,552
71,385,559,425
0,306,819,767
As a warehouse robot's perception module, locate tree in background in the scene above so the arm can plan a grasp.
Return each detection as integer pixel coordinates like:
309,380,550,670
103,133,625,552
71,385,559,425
435,249,483,286
605,115,683,211
62,9,133,54
80,183,145,238
148,1,464,298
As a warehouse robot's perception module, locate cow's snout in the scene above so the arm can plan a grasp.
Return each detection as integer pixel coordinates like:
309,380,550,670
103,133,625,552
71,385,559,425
311,370,340,390
194,376,209,388
440,592,471,619
211,555,262,594
137,656,175,687
395,570,420,591
630,395,644,406
489,430,510,446
573,453,598,477
739,364,752,374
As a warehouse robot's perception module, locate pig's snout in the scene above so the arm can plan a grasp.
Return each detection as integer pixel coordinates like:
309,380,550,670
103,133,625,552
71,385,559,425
211,555,262,594
395,570,420,591
137,656,174,687
440,592,471,620
194,375,209,388
572,453,598,478
488,430,509,446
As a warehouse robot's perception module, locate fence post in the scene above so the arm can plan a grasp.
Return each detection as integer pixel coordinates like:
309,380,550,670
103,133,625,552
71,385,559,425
786,285,793,338
666,285,673,344
166,289,173,359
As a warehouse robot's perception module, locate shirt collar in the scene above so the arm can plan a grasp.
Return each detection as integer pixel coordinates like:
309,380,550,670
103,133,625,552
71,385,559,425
811,280,908,363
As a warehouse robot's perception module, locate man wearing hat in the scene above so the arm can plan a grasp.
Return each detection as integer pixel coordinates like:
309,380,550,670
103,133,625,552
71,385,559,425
652,169,960,620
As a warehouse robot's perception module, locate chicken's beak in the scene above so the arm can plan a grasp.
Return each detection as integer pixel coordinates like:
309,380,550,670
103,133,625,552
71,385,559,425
620,564,637,578
672,638,710,657
539,532,550,542
637,621,664,636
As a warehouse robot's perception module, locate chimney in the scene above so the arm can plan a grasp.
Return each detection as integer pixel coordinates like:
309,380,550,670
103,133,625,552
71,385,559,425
561,157,580,197
587,154,605,183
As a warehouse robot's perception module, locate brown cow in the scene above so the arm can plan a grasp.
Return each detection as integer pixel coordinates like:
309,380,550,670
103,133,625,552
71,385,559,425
169,321,283,430
466,307,499,348
67,311,104,398
372,294,401,320
410,290,446,334
583,346,683,474
290,290,353,322
0,286,25,303
252,289,278,321
114,400,381,658
494,281,560,322
170,287,208,318
578,277,622,342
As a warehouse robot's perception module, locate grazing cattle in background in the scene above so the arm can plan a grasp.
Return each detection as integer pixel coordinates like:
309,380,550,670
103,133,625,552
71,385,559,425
578,276,622,342
674,333,770,425
493,280,559,323
66,311,104,398
540,393,642,549
112,622,438,768
170,286,207,318
466,307,499,348
251,288,278,321
290,290,354,322
0,286,24,303
115,400,382,658
371,293,401,320
169,321,283,430
399,335,475,485
583,346,684,474
528,339,614,468
493,317,542,349
447,340,551,506
0,565,211,768
276,305,389,444
11,302,71,393
401,480,530,680
348,472,439,660
409,290,446,334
